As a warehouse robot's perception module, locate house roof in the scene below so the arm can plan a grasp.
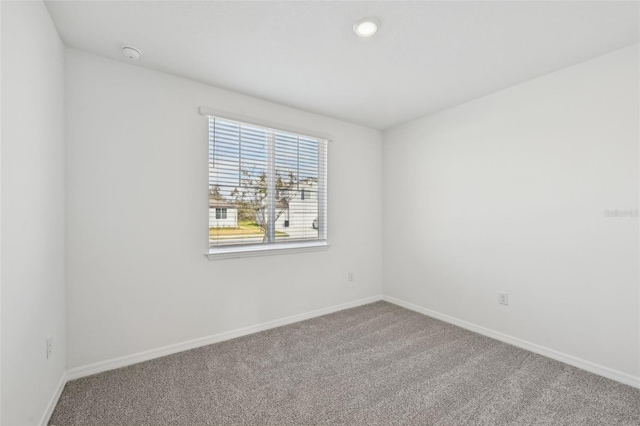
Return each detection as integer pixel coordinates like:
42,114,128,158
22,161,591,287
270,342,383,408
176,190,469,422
209,200,238,209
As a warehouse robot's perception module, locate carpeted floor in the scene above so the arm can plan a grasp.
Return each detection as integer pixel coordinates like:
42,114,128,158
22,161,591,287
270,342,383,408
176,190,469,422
50,301,640,425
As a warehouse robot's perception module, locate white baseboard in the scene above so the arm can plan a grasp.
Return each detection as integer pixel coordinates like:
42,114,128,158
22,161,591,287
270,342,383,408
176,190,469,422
39,371,67,426
67,295,383,381
382,295,640,389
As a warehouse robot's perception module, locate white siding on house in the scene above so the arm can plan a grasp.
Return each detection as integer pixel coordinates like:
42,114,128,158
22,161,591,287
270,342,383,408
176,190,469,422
275,180,319,241
209,208,238,228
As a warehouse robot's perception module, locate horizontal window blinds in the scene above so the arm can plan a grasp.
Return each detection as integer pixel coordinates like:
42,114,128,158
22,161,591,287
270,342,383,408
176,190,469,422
208,116,327,250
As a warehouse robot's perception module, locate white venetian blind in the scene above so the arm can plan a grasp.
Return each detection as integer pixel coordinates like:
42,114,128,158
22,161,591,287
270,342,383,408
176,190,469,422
208,116,327,251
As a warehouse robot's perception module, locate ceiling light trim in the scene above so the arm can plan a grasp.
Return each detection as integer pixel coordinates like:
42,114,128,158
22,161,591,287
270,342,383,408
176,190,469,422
353,18,379,38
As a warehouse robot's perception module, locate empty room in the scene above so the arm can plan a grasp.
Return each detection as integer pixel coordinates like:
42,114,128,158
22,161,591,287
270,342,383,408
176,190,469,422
1,0,639,425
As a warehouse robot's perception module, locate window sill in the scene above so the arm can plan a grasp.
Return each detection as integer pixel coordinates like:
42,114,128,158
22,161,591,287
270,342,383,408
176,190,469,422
206,241,329,260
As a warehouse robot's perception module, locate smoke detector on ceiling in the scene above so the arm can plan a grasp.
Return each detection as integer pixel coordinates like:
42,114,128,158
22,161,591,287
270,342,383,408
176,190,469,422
121,46,142,60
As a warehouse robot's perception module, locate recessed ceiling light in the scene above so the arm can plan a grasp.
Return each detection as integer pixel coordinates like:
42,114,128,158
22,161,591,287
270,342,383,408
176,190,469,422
122,46,142,60
353,18,379,38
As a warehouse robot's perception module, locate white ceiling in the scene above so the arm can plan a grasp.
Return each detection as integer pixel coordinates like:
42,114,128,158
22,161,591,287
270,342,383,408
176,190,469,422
45,1,639,130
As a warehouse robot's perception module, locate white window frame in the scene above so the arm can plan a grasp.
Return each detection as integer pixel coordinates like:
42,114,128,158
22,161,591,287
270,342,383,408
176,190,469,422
201,107,330,260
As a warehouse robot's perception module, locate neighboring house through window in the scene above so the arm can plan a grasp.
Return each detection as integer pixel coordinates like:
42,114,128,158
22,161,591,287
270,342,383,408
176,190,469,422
209,201,238,228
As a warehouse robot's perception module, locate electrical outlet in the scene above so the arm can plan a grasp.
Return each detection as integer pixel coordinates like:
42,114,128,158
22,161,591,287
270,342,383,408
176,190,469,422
348,272,354,282
46,337,53,359
498,292,509,306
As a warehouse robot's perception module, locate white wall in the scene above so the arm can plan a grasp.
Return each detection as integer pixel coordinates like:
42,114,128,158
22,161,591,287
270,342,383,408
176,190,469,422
65,49,383,369
383,45,639,379
1,1,66,424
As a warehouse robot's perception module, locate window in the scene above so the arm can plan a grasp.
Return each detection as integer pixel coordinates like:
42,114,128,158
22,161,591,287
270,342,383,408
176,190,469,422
215,208,227,220
207,115,328,258
301,189,315,201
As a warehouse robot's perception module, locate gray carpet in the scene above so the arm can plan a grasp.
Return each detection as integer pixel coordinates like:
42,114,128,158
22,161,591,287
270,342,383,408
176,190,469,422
50,301,640,425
